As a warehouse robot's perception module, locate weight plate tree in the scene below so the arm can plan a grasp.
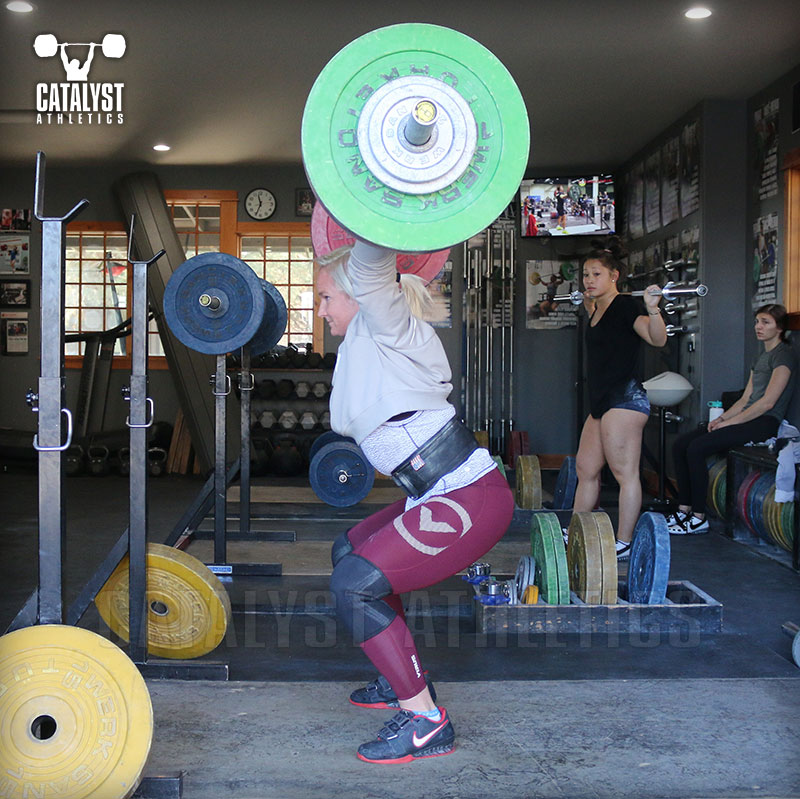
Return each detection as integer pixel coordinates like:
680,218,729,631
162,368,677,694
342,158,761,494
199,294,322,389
309,441,375,507
627,512,671,604
0,625,152,799
311,202,450,284
302,23,529,252
95,544,232,659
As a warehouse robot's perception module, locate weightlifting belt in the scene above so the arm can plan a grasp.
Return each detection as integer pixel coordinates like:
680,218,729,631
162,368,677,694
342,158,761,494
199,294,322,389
391,417,479,499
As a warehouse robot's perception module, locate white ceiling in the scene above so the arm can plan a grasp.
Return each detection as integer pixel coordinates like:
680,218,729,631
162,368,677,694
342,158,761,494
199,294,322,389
1,0,799,172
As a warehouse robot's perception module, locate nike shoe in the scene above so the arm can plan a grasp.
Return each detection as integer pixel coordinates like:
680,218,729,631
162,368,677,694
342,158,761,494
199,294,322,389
357,708,455,764
664,511,688,528
349,673,437,709
678,515,710,534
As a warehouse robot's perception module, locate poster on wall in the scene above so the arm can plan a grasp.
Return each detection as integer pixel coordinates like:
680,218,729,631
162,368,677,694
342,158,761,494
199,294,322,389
424,261,453,328
660,136,680,227
754,98,779,201
0,235,30,274
525,260,579,329
752,213,779,310
628,162,644,240
680,121,700,217
0,209,31,231
0,311,29,355
644,151,661,234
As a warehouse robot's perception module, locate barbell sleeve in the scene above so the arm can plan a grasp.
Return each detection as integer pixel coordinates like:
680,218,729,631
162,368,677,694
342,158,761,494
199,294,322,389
665,324,698,337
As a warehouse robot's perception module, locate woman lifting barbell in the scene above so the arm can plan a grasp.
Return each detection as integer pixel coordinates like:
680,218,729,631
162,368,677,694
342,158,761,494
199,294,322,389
667,303,796,534
572,237,667,560
317,237,513,764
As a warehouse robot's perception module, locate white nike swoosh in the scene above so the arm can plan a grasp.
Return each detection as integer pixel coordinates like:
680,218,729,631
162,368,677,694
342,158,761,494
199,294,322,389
412,718,448,748
419,506,456,534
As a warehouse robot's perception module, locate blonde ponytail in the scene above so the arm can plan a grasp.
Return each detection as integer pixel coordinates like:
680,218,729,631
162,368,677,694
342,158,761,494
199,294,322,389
399,273,435,320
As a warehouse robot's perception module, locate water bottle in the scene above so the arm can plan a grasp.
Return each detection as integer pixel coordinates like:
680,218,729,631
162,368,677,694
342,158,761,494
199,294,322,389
708,401,723,423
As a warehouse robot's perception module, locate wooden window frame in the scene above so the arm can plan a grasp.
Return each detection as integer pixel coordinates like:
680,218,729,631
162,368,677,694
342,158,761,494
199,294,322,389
237,221,322,352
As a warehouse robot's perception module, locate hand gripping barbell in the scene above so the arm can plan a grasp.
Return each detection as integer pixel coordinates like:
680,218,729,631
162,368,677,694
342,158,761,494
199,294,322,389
553,281,709,306
33,33,126,60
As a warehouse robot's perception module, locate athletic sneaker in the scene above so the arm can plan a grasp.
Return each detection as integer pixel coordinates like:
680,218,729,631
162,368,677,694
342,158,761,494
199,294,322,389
357,708,455,764
615,540,631,560
349,673,437,710
675,515,710,535
562,527,570,546
664,510,688,528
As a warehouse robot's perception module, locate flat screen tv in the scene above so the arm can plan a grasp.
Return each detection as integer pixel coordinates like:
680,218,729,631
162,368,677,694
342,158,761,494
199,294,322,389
519,175,614,237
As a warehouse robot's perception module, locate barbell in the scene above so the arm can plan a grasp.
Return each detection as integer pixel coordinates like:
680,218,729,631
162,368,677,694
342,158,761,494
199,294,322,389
33,33,126,59
553,281,708,306
301,23,530,252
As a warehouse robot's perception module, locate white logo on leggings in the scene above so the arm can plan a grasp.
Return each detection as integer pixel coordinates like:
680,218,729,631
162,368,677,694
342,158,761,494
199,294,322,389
394,497,472,555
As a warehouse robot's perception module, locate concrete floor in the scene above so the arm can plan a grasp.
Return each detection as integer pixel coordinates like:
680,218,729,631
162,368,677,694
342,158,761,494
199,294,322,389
2,467,800,798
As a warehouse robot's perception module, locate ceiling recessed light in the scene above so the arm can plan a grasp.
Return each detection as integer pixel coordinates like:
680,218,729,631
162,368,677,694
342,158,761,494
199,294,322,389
685,7,712,19
153,144,171,152
5,1,36,12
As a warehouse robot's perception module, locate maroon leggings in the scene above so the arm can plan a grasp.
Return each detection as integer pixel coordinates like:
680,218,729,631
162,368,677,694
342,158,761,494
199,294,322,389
344,468,513,700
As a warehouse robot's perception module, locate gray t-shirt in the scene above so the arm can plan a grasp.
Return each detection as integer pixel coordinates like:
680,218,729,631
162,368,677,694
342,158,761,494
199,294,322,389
744,340,796,421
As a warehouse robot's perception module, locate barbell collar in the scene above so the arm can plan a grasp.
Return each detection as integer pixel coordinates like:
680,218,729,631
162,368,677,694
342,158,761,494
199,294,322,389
199,293,221,311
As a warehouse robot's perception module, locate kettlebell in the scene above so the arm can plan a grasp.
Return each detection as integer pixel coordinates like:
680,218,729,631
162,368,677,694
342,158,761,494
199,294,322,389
147,447,168,477
87,445,110,477
117,446,131,477
64,445,85,477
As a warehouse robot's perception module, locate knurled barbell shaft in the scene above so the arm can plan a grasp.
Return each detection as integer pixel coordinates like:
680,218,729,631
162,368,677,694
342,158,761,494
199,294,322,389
553,283,708,305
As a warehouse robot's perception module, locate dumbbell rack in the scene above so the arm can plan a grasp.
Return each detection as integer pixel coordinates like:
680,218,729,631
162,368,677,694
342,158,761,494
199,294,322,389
245,364,334,471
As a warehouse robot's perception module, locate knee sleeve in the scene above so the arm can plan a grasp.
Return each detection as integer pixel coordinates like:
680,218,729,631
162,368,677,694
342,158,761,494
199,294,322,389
330,554,395,643
330,529,354,568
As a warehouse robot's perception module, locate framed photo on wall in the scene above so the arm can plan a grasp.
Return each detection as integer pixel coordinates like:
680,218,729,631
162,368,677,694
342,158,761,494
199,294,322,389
0,279,31,308
1,311,29,355
0,234,30,275
295,188,314,217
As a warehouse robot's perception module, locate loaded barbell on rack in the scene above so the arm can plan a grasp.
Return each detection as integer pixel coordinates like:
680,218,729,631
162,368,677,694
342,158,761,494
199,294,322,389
553,281,708,306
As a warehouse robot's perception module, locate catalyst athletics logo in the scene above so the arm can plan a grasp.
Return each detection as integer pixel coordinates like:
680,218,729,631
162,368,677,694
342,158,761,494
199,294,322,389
33,32,126,126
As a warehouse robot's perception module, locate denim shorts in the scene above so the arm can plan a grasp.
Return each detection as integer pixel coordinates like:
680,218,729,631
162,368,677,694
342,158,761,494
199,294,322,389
602,378,651,417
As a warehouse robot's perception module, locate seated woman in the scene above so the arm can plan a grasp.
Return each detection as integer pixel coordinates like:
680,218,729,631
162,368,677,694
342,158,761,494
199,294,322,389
668,303,797,534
